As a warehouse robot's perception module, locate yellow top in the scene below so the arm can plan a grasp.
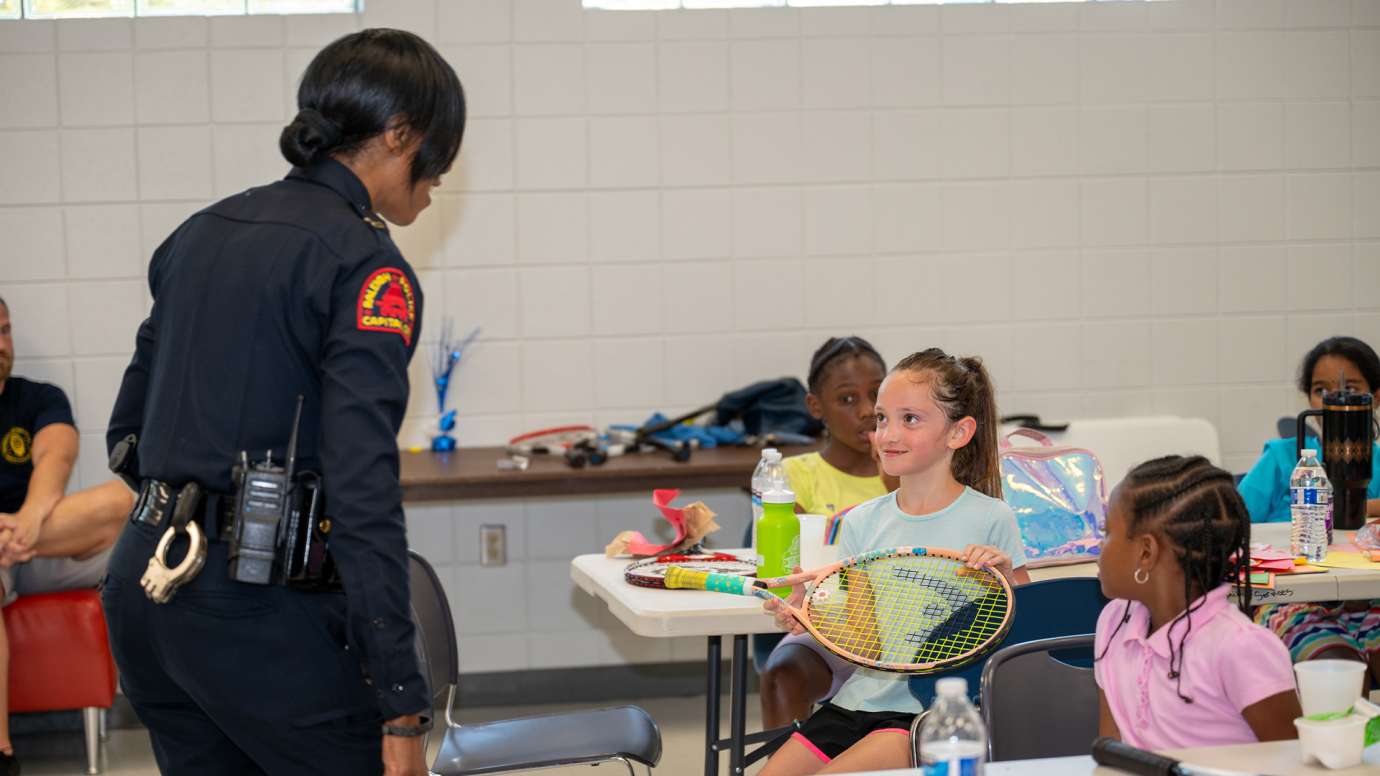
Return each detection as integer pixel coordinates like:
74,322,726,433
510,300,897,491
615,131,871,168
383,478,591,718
782,451,887,516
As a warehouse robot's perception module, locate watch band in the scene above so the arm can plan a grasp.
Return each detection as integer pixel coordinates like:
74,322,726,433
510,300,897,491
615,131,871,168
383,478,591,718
382,715,433,738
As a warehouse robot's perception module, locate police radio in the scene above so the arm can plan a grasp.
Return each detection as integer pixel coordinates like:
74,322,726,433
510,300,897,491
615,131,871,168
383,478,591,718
227,396,303,585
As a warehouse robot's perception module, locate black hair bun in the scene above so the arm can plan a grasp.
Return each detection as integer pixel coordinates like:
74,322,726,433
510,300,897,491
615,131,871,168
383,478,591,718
279,107,345,167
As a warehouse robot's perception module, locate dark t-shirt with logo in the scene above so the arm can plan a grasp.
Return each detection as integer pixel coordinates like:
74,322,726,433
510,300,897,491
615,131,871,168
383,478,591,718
0,377,75,514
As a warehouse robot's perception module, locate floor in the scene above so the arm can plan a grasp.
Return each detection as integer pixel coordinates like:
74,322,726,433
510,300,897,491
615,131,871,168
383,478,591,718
15,693,770,776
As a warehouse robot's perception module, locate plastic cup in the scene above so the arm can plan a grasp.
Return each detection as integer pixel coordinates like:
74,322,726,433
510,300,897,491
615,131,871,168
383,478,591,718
797,514,827,571
1295,714,1367,769
1294,660,1367,716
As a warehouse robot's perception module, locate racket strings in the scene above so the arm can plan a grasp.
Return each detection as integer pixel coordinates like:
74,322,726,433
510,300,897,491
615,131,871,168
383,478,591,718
806,556,1009,668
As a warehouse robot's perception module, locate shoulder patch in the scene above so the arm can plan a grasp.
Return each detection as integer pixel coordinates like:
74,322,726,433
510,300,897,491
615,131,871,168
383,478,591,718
2,427,31,465
356,267,416,345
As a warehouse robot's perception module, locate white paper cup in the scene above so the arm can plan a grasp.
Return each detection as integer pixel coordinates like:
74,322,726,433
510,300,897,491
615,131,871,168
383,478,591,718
797,514,827,571
1295,715,1368,769
1294,660,1367,717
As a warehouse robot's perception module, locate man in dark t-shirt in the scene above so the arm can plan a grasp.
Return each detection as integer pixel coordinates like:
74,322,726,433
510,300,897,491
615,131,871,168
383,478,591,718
0,298,133,771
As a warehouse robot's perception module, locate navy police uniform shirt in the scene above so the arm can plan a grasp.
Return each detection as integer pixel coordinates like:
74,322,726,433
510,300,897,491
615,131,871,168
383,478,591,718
0,377,75,514
107,159,427,720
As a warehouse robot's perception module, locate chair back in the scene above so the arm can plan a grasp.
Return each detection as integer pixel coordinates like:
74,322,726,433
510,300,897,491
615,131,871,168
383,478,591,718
409,550,460,712
908,576,1106,707
980,634,1097,762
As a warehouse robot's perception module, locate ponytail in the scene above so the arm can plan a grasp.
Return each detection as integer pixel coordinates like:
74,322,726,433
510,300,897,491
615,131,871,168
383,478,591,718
957,356,1001,499
892,349,1002,498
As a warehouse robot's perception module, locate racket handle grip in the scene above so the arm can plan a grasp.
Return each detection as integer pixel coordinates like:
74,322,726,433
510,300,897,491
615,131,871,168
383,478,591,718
664,566,752,595
1091,737,1180,776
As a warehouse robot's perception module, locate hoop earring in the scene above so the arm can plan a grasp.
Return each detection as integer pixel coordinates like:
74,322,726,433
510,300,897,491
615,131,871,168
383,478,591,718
1134,568,1149,585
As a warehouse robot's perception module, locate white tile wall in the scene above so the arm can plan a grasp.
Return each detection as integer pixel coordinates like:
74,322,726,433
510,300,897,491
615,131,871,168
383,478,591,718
137,125,213,201
1147,104,1214,174
212,123,286,199
3,0,1379,675
731,39,799,111
0,54,58,129
442,45,512,118
0,206,65,281
589,190,659,262
60,127,137,202
585,43,656,114
58,51,133,127
135,51,210,125
453,118,515,191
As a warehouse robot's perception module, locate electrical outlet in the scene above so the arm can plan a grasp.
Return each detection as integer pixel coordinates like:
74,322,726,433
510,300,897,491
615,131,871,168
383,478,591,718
480,525,506,567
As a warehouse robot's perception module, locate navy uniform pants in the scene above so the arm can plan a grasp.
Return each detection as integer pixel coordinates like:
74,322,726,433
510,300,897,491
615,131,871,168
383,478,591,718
102,519,384,775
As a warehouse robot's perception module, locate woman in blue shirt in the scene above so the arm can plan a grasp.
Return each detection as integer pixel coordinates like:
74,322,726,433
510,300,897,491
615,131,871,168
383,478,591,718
1243,336,1380,683
1238,336,1380,523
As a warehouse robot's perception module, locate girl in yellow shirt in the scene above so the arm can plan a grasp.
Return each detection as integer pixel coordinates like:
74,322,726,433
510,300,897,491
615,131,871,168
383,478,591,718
761,336,895,729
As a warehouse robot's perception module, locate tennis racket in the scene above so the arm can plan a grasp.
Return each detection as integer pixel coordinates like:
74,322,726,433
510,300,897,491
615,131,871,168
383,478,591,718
624,553,757,589
507,425,599,467
665,546,1014,674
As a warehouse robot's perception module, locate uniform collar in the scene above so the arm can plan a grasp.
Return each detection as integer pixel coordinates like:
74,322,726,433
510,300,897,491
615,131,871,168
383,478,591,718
1116,583,1236,659
287,159,388,231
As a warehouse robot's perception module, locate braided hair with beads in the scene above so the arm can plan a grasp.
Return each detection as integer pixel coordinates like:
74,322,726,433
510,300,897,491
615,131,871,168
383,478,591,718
1094,455,1253,704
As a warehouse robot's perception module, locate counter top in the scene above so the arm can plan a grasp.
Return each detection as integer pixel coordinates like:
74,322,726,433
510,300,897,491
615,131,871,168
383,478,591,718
400,443,816,501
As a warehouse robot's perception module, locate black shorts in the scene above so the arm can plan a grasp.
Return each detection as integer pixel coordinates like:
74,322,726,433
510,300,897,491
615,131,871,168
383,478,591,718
792,703,915,762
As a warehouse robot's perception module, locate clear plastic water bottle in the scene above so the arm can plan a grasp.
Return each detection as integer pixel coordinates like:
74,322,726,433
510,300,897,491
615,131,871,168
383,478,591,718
1290,449,1332,564
919,677,986,776
750,448,786,549
1312,451,1335,546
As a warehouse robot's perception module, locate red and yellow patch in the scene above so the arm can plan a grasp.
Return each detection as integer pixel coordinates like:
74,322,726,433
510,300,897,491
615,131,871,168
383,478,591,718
356,267,416,345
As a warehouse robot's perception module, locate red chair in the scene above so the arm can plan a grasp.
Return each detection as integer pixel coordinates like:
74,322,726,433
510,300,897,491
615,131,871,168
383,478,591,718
5,589,116,775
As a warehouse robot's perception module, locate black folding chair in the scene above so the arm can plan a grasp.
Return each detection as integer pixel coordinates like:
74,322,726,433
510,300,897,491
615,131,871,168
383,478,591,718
408,551,662,776
978,634,1098,762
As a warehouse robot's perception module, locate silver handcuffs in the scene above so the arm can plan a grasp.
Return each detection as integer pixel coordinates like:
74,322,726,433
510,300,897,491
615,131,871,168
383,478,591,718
138,482,208,604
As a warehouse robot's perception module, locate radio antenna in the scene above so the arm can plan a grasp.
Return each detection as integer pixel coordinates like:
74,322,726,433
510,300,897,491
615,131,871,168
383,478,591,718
285,394,304,481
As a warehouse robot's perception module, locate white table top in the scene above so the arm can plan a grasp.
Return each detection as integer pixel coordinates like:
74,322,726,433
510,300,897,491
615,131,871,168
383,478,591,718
571,550,774,638
571,525,1380,638
927,740,1380,775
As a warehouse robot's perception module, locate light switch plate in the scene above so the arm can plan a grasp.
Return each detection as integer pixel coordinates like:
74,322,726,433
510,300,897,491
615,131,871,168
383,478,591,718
480,524,506,567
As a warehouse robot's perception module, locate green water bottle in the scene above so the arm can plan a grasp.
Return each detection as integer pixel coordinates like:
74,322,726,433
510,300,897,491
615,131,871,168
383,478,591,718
756,488,800,598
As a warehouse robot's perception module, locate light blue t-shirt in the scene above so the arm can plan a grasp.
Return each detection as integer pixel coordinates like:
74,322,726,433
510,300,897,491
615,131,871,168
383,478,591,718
827,487,1027,715
1238,436,1380,523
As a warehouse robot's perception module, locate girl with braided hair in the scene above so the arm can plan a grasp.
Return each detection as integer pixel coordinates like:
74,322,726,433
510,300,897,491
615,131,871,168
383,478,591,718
760,336,894,730
1095,456,1301,750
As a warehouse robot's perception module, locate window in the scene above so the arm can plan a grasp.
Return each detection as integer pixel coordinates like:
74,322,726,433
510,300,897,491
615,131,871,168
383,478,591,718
9,0,355,18
587,0,1146,8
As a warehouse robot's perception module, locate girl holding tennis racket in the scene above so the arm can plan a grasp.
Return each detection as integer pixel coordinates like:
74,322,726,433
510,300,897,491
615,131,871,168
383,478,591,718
759,349,1030,775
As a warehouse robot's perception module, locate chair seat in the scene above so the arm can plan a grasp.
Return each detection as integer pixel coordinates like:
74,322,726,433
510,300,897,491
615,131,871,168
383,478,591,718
5,589,116,713
432,705,662,776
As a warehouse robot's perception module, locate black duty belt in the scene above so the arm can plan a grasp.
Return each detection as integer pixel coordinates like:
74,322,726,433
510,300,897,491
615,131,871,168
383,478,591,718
131,479,235,541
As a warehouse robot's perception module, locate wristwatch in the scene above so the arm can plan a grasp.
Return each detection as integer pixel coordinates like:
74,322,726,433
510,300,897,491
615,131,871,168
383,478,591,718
382,715,433,738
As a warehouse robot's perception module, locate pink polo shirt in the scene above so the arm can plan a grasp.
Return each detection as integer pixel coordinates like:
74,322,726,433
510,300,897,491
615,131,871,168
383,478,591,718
1093,584,1296,751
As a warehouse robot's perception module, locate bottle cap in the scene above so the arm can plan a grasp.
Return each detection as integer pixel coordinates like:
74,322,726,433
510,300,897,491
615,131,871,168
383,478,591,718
1302,448,1318,459
762,487,795,505
936,677,968,697
763,448,781,463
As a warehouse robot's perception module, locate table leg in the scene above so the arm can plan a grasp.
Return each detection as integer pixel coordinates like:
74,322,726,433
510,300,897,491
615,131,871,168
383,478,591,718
706,635,721,776
729,634,748,776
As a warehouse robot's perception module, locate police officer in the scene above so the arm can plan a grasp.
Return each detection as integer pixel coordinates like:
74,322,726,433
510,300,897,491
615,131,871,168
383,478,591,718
101,30,464,776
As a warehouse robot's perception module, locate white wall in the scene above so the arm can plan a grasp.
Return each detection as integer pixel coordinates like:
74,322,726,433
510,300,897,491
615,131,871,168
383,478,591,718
2,0,1379,672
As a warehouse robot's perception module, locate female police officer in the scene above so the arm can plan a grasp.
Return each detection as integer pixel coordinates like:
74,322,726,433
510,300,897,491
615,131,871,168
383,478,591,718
101,30,463,776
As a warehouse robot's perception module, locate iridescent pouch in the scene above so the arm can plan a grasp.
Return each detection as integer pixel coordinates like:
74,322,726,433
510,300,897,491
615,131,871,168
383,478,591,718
1000,429,1107,568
